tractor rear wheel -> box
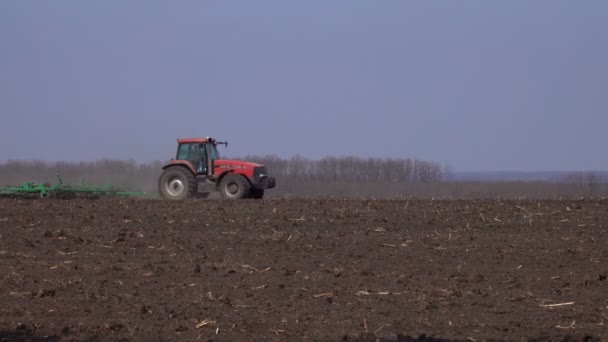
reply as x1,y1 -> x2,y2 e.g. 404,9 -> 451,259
159,167 -> 196,200
249,189 -> 265,199
219,174 -> 250,199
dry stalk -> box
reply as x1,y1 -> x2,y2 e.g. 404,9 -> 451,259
374,324 -> 389,334
555,320 -> 576,329
241,264 -> 271,273
540,302 -> 575,307
195,319 -> 216,329
314,292 -> 333,298
356,290 -> 400,296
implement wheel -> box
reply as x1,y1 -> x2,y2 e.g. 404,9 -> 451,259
159,167 -> 196,200
219,174 -> 250,199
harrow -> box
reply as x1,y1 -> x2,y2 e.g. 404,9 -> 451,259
0,175 -> 145,198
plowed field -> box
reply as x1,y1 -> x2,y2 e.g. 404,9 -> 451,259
0,198 -> 607,341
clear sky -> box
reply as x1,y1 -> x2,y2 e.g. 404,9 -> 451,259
1,1 -> 606,172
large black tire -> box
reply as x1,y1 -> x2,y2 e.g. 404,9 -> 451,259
158,167 -> 196,200
249,189 -> 265,199
219,174 -> 250,199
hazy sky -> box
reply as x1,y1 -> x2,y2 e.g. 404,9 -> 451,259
1,1 -> 606,171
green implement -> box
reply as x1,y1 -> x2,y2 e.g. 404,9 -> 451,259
0,175 -> 145,198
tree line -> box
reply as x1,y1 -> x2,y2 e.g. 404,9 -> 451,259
1,157 -> 606,199
0,155 -> 444,188
239,155 -> 445,183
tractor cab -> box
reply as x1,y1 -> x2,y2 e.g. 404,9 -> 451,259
175,138 -> 223,176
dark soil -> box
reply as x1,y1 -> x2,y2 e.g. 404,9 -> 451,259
0,198 -> 606,341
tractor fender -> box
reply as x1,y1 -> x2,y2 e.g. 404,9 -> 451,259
162,160 -> 196,175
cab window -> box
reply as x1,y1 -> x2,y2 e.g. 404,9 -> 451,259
177,143 -> 191,160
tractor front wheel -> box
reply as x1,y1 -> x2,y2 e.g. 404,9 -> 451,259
159,167 -> 196,200
219,174 -> 250,199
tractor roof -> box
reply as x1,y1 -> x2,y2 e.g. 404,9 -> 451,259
177,137 -> 214,144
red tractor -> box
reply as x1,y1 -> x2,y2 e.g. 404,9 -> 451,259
158,137 -> 276,200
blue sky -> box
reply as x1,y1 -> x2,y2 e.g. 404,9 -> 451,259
1,1 -> 606,171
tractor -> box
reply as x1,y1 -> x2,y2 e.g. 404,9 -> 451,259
158,137 -> 276,200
